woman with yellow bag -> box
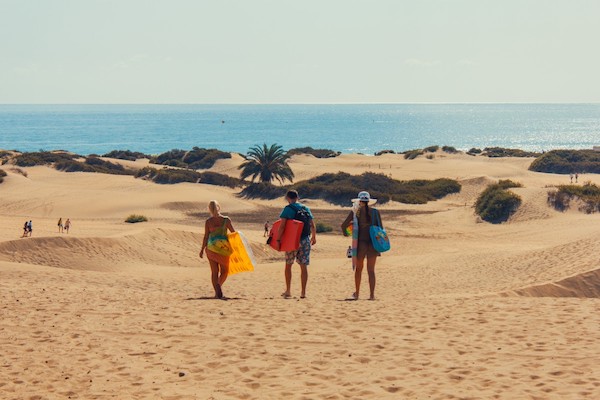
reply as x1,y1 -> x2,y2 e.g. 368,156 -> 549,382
200,200 -> 236,299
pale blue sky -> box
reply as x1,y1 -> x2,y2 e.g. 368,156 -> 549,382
1,0 -> 598,103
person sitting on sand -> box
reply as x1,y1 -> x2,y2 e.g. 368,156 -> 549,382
199,200 -> 235,299
58,218 -> 64,233
276,190 -> 316,299
64,218 -> 71,234
341,191 -> 383,300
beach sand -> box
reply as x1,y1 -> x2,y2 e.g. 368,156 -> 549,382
2,152 -> 600,399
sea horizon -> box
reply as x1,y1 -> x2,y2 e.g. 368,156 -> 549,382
2,103 -> 599,155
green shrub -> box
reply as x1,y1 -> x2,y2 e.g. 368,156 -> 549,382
136,167 -> 201,184
315,222 -> 333,233
135,167 -> 240,187
150,147 -> 231,169
295,172 -> 461,206
497,179 -> 523,189
529,150 -> 600,174
103,150 -> 151,161
125,214 -> 148,223
14,151 -> 77,167
423,145 -> 439,153
403,149 -> 424,160
239,182 -> 286,199
239,172 -> 461,205
374,149 -> 396,156
54,157 -> 135,175
288,147 -> 341,158
467,148 -> 482,156
482,147 -> 541,158
55,160 -> 97,173
0,169 -> 6,183
547,183 -> 600,213
442,146 -> 459,154
197,171 -> 243,188
475,181 -> 522,223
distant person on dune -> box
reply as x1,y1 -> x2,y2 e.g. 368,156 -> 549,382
341,191 -> 384,301
264,221 -> 270,237
27,220 -> 32,237
21,221 -> 28,238
64,218 -> 71,233
58,218 -> 64,233
200,200 -> 235,299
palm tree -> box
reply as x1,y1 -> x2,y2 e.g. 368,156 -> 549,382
239,143 -> 294,184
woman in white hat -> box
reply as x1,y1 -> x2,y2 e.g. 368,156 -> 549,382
341,191 -> 382,300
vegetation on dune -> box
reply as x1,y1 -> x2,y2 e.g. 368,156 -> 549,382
547,182 -> 600,213
9,167 -> 27,177
135,167 -> 241,187
475,180 -> 523,224
467,148 -> 482,156
125,214 -> 148,223
529,149 -> 600,174
14,151 -> 78,167
402,145 -> 461,160
239,143 -> 294,184
287,147 -> 341,158
102,150 -> 151,161
374,149 -> 396,156
315,221 -> 333,233
482,147 -> 541,158
442,145 -> 459,154
0,169 -> 6,184
55,157 -> 135,175
0,151 -> 12,165
403,149 -> 424,160
241,171 -> 461,206
150,147 -> 231,170
239,182 -> 286,199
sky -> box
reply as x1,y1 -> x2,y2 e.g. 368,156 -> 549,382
1,0 -> 599,104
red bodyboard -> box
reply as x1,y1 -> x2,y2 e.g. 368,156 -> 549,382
269,219 -> 303,252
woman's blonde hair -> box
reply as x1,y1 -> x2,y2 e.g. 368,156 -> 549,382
208,200 -> 221,217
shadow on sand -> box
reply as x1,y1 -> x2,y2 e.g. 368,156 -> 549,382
185,296 -> 243,301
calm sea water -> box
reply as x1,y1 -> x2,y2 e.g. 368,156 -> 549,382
0,104 -> 599,155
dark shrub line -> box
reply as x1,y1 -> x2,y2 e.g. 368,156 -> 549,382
288,147 -> 341,158
135,167 -> 242,188
240,172 -> 461,206
150,147 -> 231,169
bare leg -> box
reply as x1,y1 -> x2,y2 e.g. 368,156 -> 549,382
354,256 -> 365,299
366,255 -> 377,300
283,263 -> 292,297
300,264 -> 308,298
218,264 -> 229,286
209,260 -> 222,298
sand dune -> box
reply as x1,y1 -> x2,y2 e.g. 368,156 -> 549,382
3,152 -> 600,399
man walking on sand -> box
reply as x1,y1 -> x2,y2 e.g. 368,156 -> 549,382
276,190 -> 316,299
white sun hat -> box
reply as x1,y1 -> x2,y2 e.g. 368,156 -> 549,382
352,191 -> 377,205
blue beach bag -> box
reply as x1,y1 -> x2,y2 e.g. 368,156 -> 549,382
369,209 -> 390,253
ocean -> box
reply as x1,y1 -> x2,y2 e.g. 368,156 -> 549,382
1,104 -> 599,155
